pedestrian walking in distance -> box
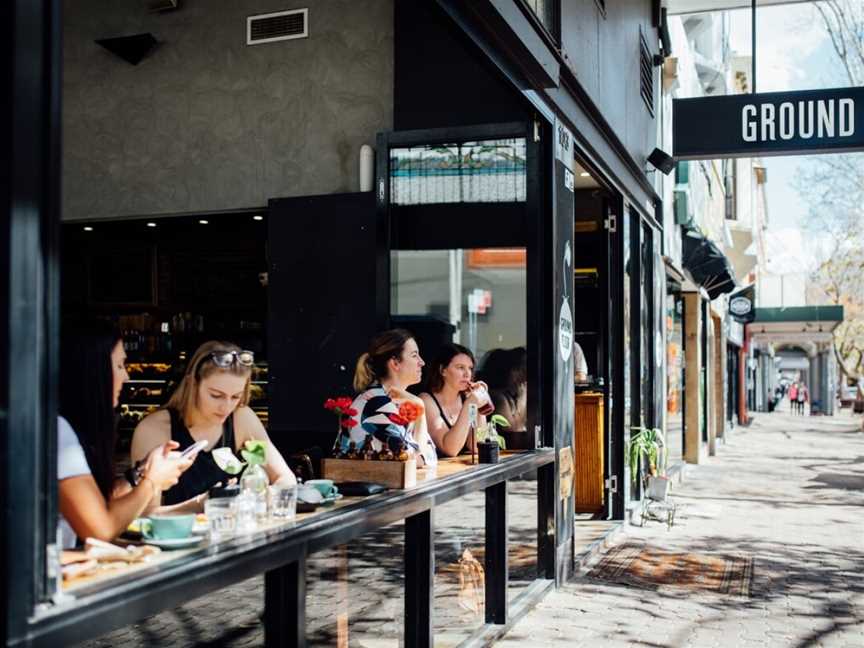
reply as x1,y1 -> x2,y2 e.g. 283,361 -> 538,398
789,382 -> 799,414
797,383 -> 808,415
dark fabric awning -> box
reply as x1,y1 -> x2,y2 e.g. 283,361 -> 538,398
681,227 -> 736,300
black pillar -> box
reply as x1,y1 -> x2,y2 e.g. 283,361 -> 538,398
3,0 -> 63,644
264,558 -> 307,648
485,481 -> 509,624
404,509 -> 434,648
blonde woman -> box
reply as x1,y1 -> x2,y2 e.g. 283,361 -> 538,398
336,329 -> 436,467
132,341 -> 295,508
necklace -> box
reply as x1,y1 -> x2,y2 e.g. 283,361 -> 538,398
436,394 -> 462,425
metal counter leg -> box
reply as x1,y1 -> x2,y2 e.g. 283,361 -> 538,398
485,481 -> 508,624
265,557 -> 307,648
405,509 -> 434,648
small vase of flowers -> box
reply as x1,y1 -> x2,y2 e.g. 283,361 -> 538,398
325,397 -> 359,453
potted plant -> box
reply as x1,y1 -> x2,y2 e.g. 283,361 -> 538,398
476,414 -> 509,464
626,426 -> 670,501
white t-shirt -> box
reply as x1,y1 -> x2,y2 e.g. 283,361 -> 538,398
57,416 -> 92,548
573,342 -> 589,377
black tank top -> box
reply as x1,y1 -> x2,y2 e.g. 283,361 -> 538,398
161,409 -> 238,505
429,393 -> 456,429
429,393 -> 468,456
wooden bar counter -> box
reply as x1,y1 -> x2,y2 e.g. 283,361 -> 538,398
573,391 -> 604,514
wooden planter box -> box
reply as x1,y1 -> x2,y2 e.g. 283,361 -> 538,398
322,458 -> 417,489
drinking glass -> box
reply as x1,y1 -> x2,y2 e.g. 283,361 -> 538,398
235,491 -> 257,534
269,484 -> 298,521
205,497 -> 236,541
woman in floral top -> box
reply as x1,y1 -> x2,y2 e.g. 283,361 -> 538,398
336,329 -> 437,467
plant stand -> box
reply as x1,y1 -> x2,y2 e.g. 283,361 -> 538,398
640,497 -> 677,531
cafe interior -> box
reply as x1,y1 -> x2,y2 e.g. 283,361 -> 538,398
2,2 -> 646,646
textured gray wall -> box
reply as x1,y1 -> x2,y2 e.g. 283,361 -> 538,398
561,0 -> 657,167
63,0 -> 393,221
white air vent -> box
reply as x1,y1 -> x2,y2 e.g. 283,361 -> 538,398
247,9 -> 308,46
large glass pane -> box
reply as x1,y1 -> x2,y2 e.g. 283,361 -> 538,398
307,526 -> 405,647
391,249 -> 527,367
622,212 -> 632,501
640,224 -> 652,428
666,291 -> 684,464
433,493 -> 486,646
390,139 -> 527,205
508,472 -> 538,604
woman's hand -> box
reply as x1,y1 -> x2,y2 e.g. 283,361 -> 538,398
386,386 -> 425,409
141,441 -> 194,492
464,389 -> 482,405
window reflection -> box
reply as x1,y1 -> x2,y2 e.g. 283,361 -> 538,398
390,139 -> 527,205
391,249 -> 526,360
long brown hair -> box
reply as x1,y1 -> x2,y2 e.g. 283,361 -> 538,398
353,329 -> 415,392
425,343 -> 475,394
166,341 -> 252,417
60,318 -> 124,501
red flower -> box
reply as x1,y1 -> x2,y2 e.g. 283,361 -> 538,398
342,418 -> 358,429
324,396 -> 354,415
344,408 -> 358,417
388,413 -> 408,426
398,401 -> 422,423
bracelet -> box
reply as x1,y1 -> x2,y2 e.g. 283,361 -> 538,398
139,476 -> 158,498
124,460 -> 145,488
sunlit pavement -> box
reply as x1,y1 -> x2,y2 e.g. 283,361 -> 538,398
494,410 -> 864,648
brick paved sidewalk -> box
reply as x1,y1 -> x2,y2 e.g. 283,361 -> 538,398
495,411 -> 864,648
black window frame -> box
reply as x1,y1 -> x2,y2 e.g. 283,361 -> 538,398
515,0 -> 561,44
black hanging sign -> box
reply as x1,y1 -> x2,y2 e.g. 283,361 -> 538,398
729,284 -> 756,324
673,86 -> 864,160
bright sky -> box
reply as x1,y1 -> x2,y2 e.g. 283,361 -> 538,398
728,2 -> 851,273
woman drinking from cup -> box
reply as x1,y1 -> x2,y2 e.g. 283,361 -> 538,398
336,329 -> 437,467
132,341 -> 295,508
58,319 -> 195,548
420,344 -> 491,457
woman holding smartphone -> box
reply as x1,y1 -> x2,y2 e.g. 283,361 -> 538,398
132,340 -> 295,508
58,319 -> 195,548
420,343 -> 491,457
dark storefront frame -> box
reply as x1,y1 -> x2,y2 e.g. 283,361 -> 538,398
3,0 -> 63,638
4,0 -> 667,642
375,121 -> 558,583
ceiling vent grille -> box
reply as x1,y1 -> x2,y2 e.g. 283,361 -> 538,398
247,9 -> 308,46
639,28 -> 655,117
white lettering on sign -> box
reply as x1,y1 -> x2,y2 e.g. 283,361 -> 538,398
779,103 -> 794,140
800,101 -> 814,138
742,104 -> 757,142
761,103 -> 776,141
741,98 -> 855,144
840,98 -> 855,136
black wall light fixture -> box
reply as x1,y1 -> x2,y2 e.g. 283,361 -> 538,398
647,147 -> 675,175
95,33 -> 158,65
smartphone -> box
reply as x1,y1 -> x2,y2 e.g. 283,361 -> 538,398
180,439 -> 208,458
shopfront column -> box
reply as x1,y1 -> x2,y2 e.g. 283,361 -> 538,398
808,352 -> 820,414
712,313 -> 724,451
683,292 -> 702,463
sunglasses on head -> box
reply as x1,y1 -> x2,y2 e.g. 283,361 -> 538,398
208,349 -> 255,368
